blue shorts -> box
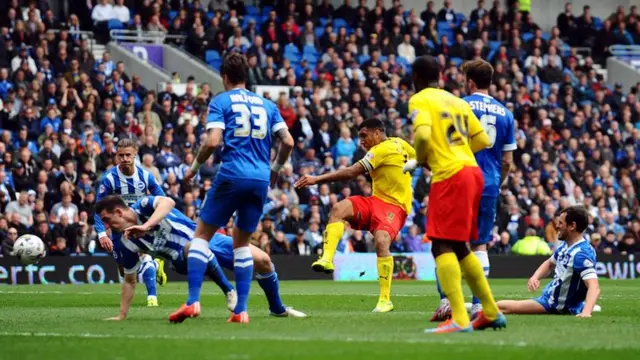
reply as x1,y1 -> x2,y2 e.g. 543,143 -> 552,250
471,195 -> 498,246
533,294 -> 585,315
200,176 -> 268,233
171,233 -> 234,274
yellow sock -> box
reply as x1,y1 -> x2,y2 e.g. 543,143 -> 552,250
460,253 -> 499,320
321,222 -> 345,262
377,256 -> 393,302
435,253 -> 469,327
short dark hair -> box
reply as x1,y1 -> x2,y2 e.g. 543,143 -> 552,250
117,138 -> 138,151
412,55 -> 441,85
358,118 -> 386,133
461,59 -> 494,89
221,52 -> 249,86
561,205 -> 589,233
95,195 -> 128,215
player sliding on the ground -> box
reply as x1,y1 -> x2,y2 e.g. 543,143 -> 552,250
96,195 -> 306,321
497,206 -> 601,317
177,52 -> 294,324
94,139 -> 171,307
429,59 -> 516,321
295,119 -> 416,313
409,55 -> 506,333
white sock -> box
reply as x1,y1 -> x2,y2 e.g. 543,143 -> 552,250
474,250 -> 490,277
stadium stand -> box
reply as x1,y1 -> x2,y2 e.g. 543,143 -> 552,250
0,0 -> 639,258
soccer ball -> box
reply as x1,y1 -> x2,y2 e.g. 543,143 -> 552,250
13,234 -> 46,265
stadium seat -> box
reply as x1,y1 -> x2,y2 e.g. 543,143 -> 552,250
285,234 -> 296,243
205,50 -> 221,63
169,10 -> 177,21
541,32 -> 551,41
333,18 -> 348,30
593,17 -> 603,30
379,55 -> 388,63
208,60 -> 222,71
455,13 -> 467,23
285,44 -> 301,55
207,12 -> 214,20
246,6 -> 260,16
450,57 -> 463,66
303,45 -> 318,56
426,40 -> 435,49
319,18 -> 330,27
489,41 -> 501,50
521,32 -> 534,42
107,19 -> 124,30
397,56 -> 409,67
315,27 -> 325,38
358,54 -> 370,64
261,6 -> 273,15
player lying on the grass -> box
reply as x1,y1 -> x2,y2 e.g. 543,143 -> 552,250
94,139 -> 168,307
295,119 -> 416,313
497,205 -> 601,318
429,59 -> 516,321
96,194 -> 306,321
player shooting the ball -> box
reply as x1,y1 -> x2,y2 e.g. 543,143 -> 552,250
497,205 -> 601,317
295,118 -> 416,313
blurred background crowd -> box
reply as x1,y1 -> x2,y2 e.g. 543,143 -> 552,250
0,0 -> 639,258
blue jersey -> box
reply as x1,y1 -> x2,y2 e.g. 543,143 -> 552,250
207,88 -> 286,182
94,165 -> 165,238
464,93 -> 516,197
539,238 -> 597,313
120,196 -> 195,274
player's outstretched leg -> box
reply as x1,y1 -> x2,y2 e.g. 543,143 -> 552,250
312,199 -> 353,274
228,227 -> 253,324
206,252 -> 237,312
458,247 -> 505,331
372,230 -> 394,313
425,240 -> 473,334
253,246 -> 306,318
139,254 -> 158,307
430,273 -> 451,321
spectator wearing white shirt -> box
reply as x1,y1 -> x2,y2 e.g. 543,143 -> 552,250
4,191 -> 33,227
543,46 -> 563,69
50,194 -> 80,225
91,0 -> 115,23
112,0 -> 131,24
11,45 -> 38,75
397,34 -> 416,64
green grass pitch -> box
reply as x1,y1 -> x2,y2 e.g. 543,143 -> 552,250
0,279 -> 639,359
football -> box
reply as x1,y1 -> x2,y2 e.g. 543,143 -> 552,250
13,234 -> 46,265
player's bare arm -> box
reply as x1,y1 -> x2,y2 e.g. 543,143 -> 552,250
294,162 -> 366,188
105,272 -> 137,321
528,258 -> 554,292
185,128 -> 223,182
124,197 -> 176,239
271,127 -> 294,188
500,151 -> 514,186
577,278 -> 600,318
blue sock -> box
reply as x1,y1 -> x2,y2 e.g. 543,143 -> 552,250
207,253 -> 234,294
233,246 -> 253,314
256,265 -> 285,314
472,250 -> 490,306
140,256 -> 157,297
435,270 -> 446,300
186,238 -> 209,305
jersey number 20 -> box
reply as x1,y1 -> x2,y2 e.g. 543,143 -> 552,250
232,104 -> 267,139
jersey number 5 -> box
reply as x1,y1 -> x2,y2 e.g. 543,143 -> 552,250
232,104 -> 267,139
479,114 -> 497,148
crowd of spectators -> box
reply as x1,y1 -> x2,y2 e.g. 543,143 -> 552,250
0,0 -> 639,258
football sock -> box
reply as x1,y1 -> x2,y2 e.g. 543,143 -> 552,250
435,253 -> 469,327
321,222 -> 345,262
206,252 -> 234,294
186,237 -> 209,305
435,272 -> 447,300
256,265 -> 286,314
377,256 -> 393,302
471,250 -> 490,306
460,252 -> 499,320
233,246 -> 253,314
140,255 -> 157,297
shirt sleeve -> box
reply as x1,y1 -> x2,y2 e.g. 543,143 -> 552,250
398,138 -> 417,160
573,251 -> 597,280
147,172 -> 166,196
270,101 -> 287,133
94,176 -> 113,238
550,247 -> 559,264
503,110 -> 517,151
409,95 -> 432,130
206,96 -> 225,130
358,145 -> 385,173
137,196 -> 158,216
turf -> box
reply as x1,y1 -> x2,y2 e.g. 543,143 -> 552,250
0,279 -> 639,360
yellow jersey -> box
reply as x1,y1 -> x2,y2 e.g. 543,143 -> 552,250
409,88 -> 484,183
358,137 -> 416,214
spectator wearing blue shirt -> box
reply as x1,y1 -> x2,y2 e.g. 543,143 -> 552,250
155,141 -> 183,181
0,68 -> 13,100
334,127 -> 357,163
39,106 -> 62,133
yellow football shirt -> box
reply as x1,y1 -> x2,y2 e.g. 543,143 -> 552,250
358,137 -> 416,214
409,88 -> 484,183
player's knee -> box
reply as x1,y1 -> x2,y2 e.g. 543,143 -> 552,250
253,251 -> 272,274
374,231 -> 392,256
328,200 -> 350,223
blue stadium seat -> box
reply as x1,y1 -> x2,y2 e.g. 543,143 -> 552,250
450,57 -> 463,66
379,55 -> 388,62
541,83 -> 550,97
242,15 -> 259,28
437,21 -> 450,32
487,48 -> 498,62
107,19 -> 124,30
169,11 -> 177,21
489,40 -> 501,50
285,234 -> 296,243
207,12 -> 214,20
303,45 -> 318,56
593,17 -> 603,30
319,18 -> 330,27
333,18 -> 348,30
315,27 -> 325,38
541,32 -> 551,41
285,44 -> 301,55
358,54 -> 370,64
208,60 -> 222,71
521,32 -> 534,42
397,56 -> 409,67
455,13 -> 467,23
303,53 -> 318,63
246,6 -> 259,16
205,50 -> 221,63
298,204 -> 309,214
262,6 -> 273,15
426,40 -> 435,49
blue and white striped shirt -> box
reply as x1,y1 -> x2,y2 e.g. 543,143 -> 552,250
94,165 -> 165,238
541,238 -> 597,313
121,196 -> 196,274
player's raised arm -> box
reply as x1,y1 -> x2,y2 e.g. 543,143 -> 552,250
295,162 -> 366,188
124,196 -> 176,238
